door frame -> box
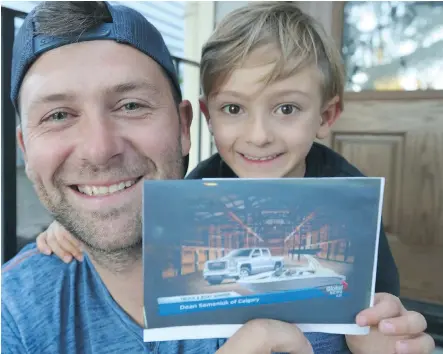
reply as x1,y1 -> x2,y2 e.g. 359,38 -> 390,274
331,1 -> 443,345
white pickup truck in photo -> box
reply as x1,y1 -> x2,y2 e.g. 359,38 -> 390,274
203,248 -> 284,285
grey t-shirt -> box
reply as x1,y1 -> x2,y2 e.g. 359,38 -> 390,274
2,243 -> 349,353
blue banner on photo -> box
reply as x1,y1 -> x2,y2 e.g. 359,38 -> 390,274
158,288 -> 336,316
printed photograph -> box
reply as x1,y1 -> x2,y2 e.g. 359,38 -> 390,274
143,178 -> 383,329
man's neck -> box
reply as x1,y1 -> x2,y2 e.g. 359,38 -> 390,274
88,252 -> 145,327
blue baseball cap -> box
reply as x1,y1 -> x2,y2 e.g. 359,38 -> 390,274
11,1 -> 188,173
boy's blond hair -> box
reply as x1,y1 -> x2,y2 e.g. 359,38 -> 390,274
200,2 -> 345,111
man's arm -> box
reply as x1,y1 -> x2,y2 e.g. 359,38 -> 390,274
2,301 -> 27,354
375,224 -> 400,296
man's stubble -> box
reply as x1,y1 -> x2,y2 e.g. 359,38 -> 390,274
33,140 -> 185,273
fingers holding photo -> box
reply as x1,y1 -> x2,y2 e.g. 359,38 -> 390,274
356,293 -> 406,327
394,332 -> 435,354
352,293 -> 435,354
379,310 -> 427,337
216,319 -> 313,354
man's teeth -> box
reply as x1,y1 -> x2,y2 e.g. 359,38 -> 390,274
77,180 -> 137,196
243,154 -> 279,161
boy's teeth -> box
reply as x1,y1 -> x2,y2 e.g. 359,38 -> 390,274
77,179 -> 137,196
243,154 -> 278,161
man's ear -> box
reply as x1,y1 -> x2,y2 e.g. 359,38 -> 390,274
17,124 -> 33,179
316,95 -> 342,140
178,100 -> 193,156
199,96 -> 212,134
16,125 -> 27,163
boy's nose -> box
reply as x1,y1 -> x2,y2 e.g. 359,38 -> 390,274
245,118 -> 274,147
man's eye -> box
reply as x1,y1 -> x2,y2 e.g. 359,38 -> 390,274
49,111 -> 69,121
123,102 -> 141,111
276,104 -> 298,115
222,104 -> 242,115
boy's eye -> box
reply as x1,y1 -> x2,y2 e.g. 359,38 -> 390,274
222,104 -> 242,115
276,104 -> 298,115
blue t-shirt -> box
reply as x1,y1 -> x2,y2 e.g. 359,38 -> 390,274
2,243 -> 350,353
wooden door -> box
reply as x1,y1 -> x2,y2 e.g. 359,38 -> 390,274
324,99 -> 443,305
319,1 -> 443,306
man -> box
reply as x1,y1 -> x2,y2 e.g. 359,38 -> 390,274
2,2 -> 313,353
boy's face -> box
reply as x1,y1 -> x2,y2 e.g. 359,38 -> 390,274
203,48 -> 340,178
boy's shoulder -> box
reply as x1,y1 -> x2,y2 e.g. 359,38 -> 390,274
306,142 -> 364,178
186,153 -> 225,179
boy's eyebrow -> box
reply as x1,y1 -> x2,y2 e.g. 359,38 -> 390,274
267,89 -> 311,99
215,89 -> 311,100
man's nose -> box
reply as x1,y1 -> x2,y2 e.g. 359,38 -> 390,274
245,116 -> 274,147
78,114 -> 124,166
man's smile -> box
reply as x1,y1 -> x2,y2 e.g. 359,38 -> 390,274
72,177 -> 143,197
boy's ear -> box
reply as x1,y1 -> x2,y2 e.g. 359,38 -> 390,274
199,96 -> 212,134
316,95 -> 342,140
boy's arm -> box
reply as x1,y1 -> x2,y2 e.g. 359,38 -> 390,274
2,301 -> 27,354
36,220 -> 83,262
375,222 -> 400,296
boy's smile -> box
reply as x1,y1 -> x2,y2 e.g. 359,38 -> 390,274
238,152 -> 284,163
205,47 -> 340,179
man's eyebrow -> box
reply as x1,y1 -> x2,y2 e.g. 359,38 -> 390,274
30,93 -> 77,107
107,81 -> 161,96
28,81 -> 161,109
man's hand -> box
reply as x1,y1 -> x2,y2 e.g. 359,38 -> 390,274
346,293 -> 435,354
216,319 -> 313,354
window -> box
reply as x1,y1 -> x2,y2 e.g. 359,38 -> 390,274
251,249 -> 261,257
342,1 -> 443,92
227,249 -> 249,257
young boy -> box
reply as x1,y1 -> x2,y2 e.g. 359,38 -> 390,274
35,2 -> 433,353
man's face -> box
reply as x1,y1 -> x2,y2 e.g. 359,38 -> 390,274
17,41 -> 192,254
205,47 -> 340,178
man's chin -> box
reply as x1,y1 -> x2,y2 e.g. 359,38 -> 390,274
84,239 -> 143,272
55,209 -> 142,253
81,236 -> 142,255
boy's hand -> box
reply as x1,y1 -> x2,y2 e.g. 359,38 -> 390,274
36,220 -> 84,263
216,319 -> 313,354
346,293 -> 435,354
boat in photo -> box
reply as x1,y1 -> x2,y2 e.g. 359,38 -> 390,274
236,255 -> 347,293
